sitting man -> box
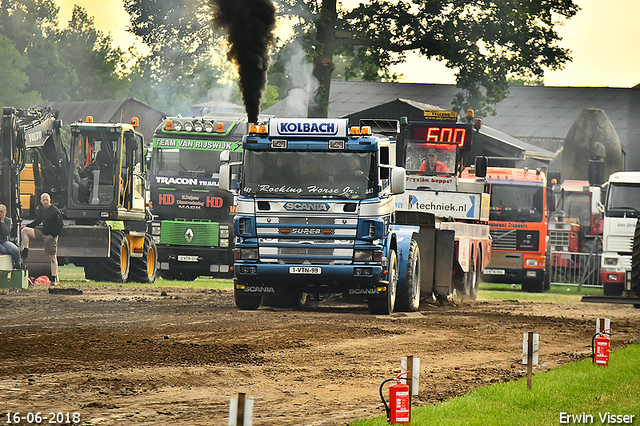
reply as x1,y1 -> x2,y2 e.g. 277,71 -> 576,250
419,149 -> 451,173
0,204 -> 23,270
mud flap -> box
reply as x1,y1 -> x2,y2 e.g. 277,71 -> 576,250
434,229 -> 455,298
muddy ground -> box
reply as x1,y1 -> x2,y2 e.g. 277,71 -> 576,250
1,285 -> 639,426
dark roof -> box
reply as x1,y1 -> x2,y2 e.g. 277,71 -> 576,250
34,97 -> 167,144
342,97 -> 555,164
263,80 -> 640,168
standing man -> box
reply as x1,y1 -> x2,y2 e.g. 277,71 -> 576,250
21,193 -> 64,285
0,204 -> 23,270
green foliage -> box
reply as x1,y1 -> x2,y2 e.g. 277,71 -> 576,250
124,0 -> 241,115
272,0 -> 579,117
0,33 -> 41,106
0,0 -> 131,103
352,344 -> 640,426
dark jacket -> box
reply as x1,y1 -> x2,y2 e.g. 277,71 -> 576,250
0,216 -> 11,243
27,204 -> 64,237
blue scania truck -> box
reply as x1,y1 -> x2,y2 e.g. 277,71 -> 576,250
220,117 -> 463,314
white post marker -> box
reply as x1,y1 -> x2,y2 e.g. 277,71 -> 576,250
401,356 -> 420,396
228,393 -> 254,426
522,333 -> 539,365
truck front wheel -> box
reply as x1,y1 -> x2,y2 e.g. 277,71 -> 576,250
235,292 -> 262,310
368,250 -> 398,315
396,240 -> 420,311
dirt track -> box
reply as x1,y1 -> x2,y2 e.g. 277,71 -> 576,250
1,285 -> 639,426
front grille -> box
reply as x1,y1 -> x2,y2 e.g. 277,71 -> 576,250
549,230 -> 570,247
160,220 -> 219,246
278,217 -> 335,225
490,229 -> 539,251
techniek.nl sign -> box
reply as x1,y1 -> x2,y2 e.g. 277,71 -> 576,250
395,191 -> 479,220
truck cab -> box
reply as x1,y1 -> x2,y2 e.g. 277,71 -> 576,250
220,118 -> 407,314
600,172 -> 640,296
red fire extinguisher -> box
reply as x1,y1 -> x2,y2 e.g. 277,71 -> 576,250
593,332 -> 610,366
380,372 -> 411,424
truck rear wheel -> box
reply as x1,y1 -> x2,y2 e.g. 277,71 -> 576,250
368,250 -> 398,315
396,240 -> 420,311
453,248 -> 479,301
129,235 -> 158,283
85,230 -> 130,282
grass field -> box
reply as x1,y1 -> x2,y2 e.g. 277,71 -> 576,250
352,344 -> 640,426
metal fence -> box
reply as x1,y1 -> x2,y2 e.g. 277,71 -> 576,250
550,251 -> 602,288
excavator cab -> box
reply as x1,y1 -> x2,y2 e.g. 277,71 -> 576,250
67,118 -> 146,224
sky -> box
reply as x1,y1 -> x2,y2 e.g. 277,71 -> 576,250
54,0 -> 640,88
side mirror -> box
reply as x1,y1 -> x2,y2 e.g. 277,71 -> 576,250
390,166 -> 406,195
219,163 -> 232,193
220,150 -> 230,163
547,188 -> 556,213
474,156 -> 487,178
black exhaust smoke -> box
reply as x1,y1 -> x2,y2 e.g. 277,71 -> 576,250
212,0 -> 276,123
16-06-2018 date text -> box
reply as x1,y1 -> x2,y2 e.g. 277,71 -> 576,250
5,412 -> 81,424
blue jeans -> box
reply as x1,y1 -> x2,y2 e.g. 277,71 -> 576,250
0,240 -> 21,269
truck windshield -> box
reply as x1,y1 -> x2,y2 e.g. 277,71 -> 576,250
490,183 -> 544,222
150,147 -> 222,178
556,192 -> 592,226
241,150 -> 377,199
404,141 -> 456,175
606,183 -> 640,217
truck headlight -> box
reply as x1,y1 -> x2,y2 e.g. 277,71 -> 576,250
220,238 -> 229,247
152,225 -> 161,235
220,228 -> 230,238
604,257 -> 618,266
353,250 -> 383,262
525,259 -> 538,267
240,248 -> 258,260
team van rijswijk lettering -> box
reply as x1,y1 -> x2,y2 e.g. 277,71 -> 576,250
560,412 -> 635,424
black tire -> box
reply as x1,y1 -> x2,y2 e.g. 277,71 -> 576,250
522,274 -> 544,293
632,219 -> 640,297
453,248 -> 479,301
368,250 -> 398,315
468,250 -> 480,301
235,292 -> 262,310
396,239 -> 421,311
87,230 -> 130,282
128,235 -> 159,283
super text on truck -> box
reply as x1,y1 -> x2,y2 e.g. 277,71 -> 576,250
149,116 -> 244,280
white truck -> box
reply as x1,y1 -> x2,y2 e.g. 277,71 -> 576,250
599,172 -> 640,296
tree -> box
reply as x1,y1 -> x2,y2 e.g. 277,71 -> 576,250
124,0 -> 240,115
0,34 -> 40,106
0,0 -> 130,102
273,0 -> 579,117
57,6 -> 130,101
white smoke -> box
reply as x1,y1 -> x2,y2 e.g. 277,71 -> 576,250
280,41 -> 317,118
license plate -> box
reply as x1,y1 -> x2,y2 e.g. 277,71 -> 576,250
483,269 -> 505,275
289,266 -> 321,275
178,255 -> 199,262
